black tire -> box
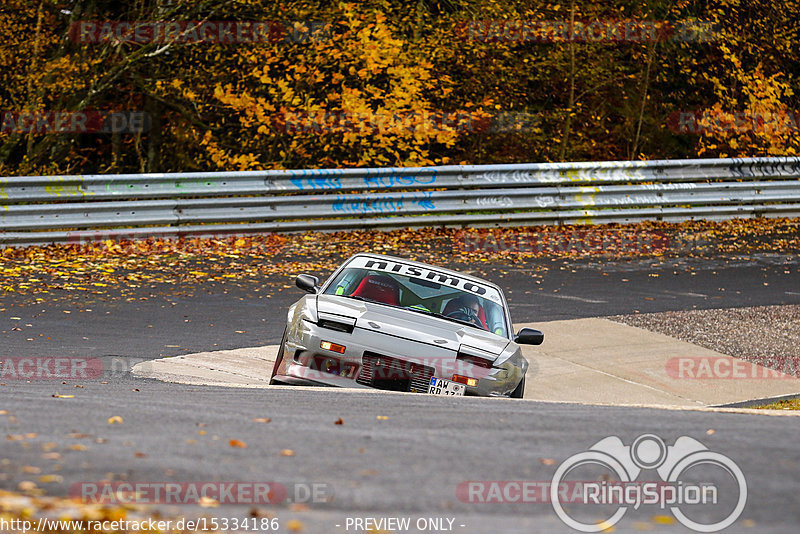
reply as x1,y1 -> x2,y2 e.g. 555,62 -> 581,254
269,328 -> 288,385
510,375 -> 525,399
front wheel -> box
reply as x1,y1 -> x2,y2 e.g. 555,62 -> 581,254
510,375 -> 525,399
269,328 -> 288,385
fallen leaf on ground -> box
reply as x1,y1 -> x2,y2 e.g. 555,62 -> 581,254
652,515 -> 676,525
198,496 -> 219,508
286,519 -> 304,532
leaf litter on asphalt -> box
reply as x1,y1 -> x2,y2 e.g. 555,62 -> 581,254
0,220 -> 796,303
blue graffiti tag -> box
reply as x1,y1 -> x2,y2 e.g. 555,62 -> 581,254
289,176 -> 342,190
332,192 -> 435,214
413,191 -> 435,210
363,169 -> 437,188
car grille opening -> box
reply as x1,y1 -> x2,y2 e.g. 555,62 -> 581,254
356,352 -> 435,393
318,318 -> 355,333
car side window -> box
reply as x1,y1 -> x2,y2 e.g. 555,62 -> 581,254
331,269 -> 366,295
483,301 -> 507,338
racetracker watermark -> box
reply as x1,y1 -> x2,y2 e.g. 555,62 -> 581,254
71,481 -> 333,505
455,229 -> 670,256
550,434 -> 747,532
666,356 -> 800,379
667,110 -> 800,135
290,353 -> 496,385
70,21 -> 330,44
0,356 -> 145,380
455,19 -> 714,43
274,110 -> 540,135
0,111 -> 150,134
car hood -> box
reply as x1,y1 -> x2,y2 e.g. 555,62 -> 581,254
316,294 -> 510,356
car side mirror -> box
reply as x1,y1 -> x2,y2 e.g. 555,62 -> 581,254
514,327 -> 544,345
296,274 -> 319,294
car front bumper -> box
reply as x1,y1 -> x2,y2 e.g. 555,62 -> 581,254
273,319 -> 525,397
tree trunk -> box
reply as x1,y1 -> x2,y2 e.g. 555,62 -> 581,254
630,41 -> 657,160
558,0 -> 576,161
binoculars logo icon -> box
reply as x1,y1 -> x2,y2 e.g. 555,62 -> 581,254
550,434 -> 747,532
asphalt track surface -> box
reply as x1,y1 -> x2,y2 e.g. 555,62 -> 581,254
2,252 -> 800,533
2,253 -> 799,360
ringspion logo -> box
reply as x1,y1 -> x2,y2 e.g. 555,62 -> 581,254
551,434 -> 747,532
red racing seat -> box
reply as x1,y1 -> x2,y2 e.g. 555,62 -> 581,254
350,275 -> 400,306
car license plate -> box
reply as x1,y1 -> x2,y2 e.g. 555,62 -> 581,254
428,377 -> 465,396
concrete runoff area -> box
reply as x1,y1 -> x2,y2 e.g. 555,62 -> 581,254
517,318 -> 800,407
133,318 -> 800,408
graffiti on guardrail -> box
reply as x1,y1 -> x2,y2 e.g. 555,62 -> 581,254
363,171 -> 438,188
475,196 -> 514,208
44,176 -> 91,197
331,192 -> 435,214
2,157 -> 800,247
286,171 -> 439,191
574,194 -> 666,206
474,170 -> 535,184
534,196 -> 557,208
289,176 -> 343,190
639,183 -> 697,191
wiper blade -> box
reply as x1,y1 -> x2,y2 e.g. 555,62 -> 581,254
404,307 -> 481,330
341,296 -> 481,330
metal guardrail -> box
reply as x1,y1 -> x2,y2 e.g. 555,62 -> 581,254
1,157 -> 799,246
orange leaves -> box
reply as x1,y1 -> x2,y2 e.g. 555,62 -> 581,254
286,519 -> 304,531
7,433 -> 37,441
0,233 -> 291,298
197,4 -> 460,170
2,218 -> 799,304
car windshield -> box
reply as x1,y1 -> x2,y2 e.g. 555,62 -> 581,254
323,257 -> 509,337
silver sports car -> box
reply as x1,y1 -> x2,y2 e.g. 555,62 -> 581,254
270,253 -> 543,398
